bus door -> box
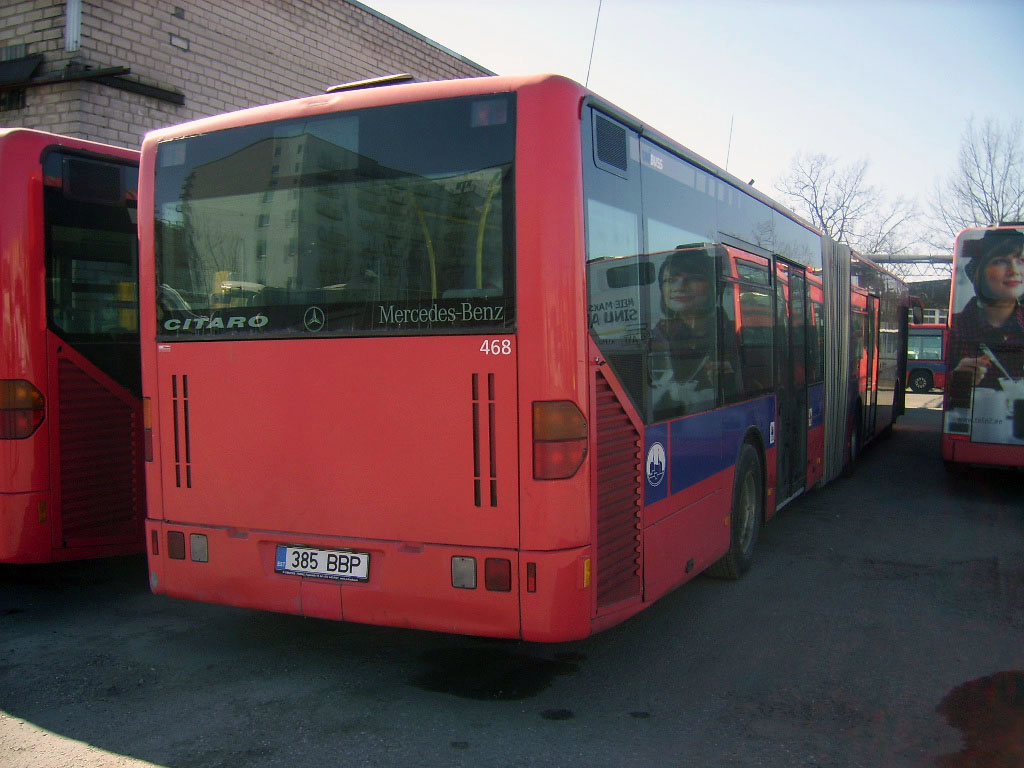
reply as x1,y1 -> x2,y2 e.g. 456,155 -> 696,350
864,295 -> 879,437
774,261 -> 808,503
850,291 -> 879,443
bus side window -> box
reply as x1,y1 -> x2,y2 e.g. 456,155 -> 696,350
922,335 -> 942,360
720,279 -> 745,405
735,282 -> 773,399
647,247 -> 721,421
807,297 -> 825,384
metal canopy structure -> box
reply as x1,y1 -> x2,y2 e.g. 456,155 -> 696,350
868,253 -> 953,281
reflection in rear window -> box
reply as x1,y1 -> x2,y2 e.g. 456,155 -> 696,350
154,95 -> 516,339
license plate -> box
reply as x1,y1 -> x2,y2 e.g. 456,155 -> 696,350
275,545 -> 370,582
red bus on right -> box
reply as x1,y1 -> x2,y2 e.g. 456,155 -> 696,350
942,224 -> 1024,469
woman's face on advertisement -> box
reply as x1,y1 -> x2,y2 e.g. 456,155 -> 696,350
662,269 -> 709,315
982,248 -> 1024,302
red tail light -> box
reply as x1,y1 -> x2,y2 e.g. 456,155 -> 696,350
532,401 -> 587,479
526,562 -> 537,593
484,558 -> 512,592
143,397 -> 154,461
0,380 -> 45,439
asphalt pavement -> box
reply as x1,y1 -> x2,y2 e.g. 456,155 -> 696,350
1,394 -> 1021,768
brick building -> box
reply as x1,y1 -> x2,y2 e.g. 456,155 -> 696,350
0,0 -> 491,149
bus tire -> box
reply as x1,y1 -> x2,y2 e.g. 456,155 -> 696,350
909,370 -> 933,393
707,443 -> 763,580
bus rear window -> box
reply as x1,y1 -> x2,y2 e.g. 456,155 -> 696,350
44,152 -> 140,394
153,95 -> 515,339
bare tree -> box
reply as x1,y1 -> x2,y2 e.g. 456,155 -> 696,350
929,117 -> 1024,247
774,152 -> 918,256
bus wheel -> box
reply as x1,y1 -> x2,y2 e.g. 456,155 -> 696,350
909,370 -> 933,393
707,443 -> 763,580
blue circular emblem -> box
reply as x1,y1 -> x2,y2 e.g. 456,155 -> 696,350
646,442 -> 666,487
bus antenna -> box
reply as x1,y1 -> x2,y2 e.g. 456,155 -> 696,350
585,0 -> 603,88
725,115 -> 734,171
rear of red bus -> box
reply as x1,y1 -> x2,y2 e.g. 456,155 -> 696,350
942,225 -> 1024,468
140,76 -> 606,640
1,128 -> 143,563
907,323 -> 947,393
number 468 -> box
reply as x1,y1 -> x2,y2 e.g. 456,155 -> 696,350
480,339 -> 512,355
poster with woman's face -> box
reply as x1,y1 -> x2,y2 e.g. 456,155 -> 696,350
946,227 -> 1024,443
953,228 -> 1024,313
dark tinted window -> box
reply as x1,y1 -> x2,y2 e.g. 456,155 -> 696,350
774,211 -> 823,272
584,112 -> 647,413
44,152 -> 140,394
154,95 -> 515,340
717,182 -> 775,254
585,108 -> 815,423
730,255 -> 774,399
807,296 -> 825,384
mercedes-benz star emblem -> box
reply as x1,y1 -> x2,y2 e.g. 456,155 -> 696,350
303,306 -> 326,333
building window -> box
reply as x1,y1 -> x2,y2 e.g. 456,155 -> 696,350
0,89 -> 26,111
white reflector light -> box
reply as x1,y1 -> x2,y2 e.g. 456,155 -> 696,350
190,534 -> 208,563
451,556 -> 476,589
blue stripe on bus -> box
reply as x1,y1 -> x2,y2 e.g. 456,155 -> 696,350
669,410 -> 732,493
809,383 -> 825,429
644,396 -> 776,500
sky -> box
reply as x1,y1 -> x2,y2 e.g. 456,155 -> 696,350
365,0 -> 1024,253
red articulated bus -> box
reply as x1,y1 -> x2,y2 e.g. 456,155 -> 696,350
942,224 -> 1024,469
1,128 -> 143,563
139,74 -> 912,640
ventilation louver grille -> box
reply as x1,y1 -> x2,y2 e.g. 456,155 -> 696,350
57,357 -> 139,543
472,373 -> 498,507
172,374 -> 192,488
594,371 -> 642,609
595,115 -> 628,173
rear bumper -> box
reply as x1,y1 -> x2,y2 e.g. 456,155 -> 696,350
146,520 -> 594,641
0,491 -> 51,563
943,437 -> 1024,468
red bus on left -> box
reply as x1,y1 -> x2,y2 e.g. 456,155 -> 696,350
1,128 -> 144,563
